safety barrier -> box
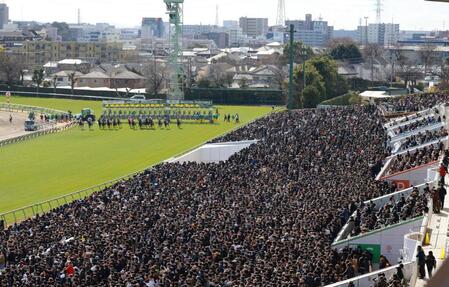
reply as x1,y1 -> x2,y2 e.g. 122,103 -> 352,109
0,108 -> 282,226
0,102 -> 69,116
0,174 -> 135,226
0,122 -> 75,148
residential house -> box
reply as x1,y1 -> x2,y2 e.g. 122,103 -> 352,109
50,71 -> 84,88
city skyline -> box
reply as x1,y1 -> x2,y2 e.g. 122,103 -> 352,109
3,0 -> 449,31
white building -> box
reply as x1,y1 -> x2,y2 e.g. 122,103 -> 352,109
239,17 -> 268,39
285,14 -> 333,47
228,27 -> 245,47
358,23 -> 400,46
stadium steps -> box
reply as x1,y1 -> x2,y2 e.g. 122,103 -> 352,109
414,178 -> 449,287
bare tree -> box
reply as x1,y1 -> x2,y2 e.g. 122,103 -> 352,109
395,51 -> 422,90
52,75 -> 59,94
363,44 -> 384,84
68,72 -> 79,94
431,58 -> 449,91
0,53 -> 26,85
143,60 -> 168,96
270,67 -> 287,90
419,42 -> 437,76
326,37 -> 357,49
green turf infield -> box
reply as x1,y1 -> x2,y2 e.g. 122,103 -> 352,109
0,95 -> 275,215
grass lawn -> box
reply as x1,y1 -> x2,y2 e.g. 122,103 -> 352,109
0,95 -> 275,219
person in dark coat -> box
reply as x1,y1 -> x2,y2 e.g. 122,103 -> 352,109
426,251 -> 437,278
439,184 -> 447,209
417,246 -> 426,279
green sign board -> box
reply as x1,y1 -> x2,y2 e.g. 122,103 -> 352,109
350,244 -> 382,264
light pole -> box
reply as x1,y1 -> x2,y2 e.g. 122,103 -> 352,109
287,24 -> 296,110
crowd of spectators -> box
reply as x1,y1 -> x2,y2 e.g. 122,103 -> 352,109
343,186 -> 428,239
387,108 -> 437,128
392,115 -> 442,135
389,143 -> 444,175
0,106 -> 397,286
400,128 -> 448,150
383,93 -> 449,112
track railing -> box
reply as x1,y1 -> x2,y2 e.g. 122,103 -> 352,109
0,122 -> 75,148
0,108 -> 282,226
0,102 -> 69,116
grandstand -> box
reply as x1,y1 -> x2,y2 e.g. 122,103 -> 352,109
2,93 -> 449,286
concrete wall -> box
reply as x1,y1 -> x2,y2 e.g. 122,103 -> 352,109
324,262 -> 415,287
333,216 -> 425,265
167,140 -> 258,164
334,182 -> 436,243
381,161 -> 439,189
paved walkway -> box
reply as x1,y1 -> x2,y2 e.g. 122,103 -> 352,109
415,182 -> 449,287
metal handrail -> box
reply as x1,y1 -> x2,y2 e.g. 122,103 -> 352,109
0,122 -> 75,148
0,102 -> 69,115
0,108 -> 282,226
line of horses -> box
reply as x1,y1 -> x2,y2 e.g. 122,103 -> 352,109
78,116 -> 182,130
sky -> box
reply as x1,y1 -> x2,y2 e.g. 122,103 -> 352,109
3,0 -> 449,31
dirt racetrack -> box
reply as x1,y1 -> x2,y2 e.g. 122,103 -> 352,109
0,111 -> 33,141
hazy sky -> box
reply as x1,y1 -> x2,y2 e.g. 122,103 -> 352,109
3,0 -> 449,31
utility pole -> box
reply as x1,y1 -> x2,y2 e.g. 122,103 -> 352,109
390,51 -> 395,86
364,16 -> 369,46
287,24 -> 295,110
302,45 -> 307,91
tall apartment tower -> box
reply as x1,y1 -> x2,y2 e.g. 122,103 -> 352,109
0,3 -> 9,30
239,17 -> 268,38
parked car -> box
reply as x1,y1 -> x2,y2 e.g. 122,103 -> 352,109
130,95 -> 146,102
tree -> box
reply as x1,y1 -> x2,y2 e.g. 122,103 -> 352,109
282,42 -> 314,65
363,44 -> 384,84
32,69 -> 45,94
327,37 -> 357,49
395,50 -> 422,89
329,43 -> 362,62
207,64 -> 229,88
68,72 -> 78,94
51,22 -> 72,41
0,53 -> 25,85
431,57 -> 449,91
143,60 -> 168,95
224,73 -> 234,88
270,67 -> 287,90
52,75 -> 59,94
238,77 -> 249,89
197,78 -> 211,88
195,64 -> 230,88
307,55 -> 347,100
419,42 -> 437,75
294,63 -> 326,108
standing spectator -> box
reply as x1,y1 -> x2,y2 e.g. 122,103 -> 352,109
433,188 -> 441,214
417,246 -> 426,279
0,251 -> 5,271
379,255 -> 391,269
426,251 -> 437,278
396,264 -> 405,284
439,184 -> 447,210
439,164 -> 447,185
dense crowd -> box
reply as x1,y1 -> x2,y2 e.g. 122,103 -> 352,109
389,143 -> 444,175
383,93 -> 449,112
345,187 -> 429,238
387,107 -> 438,128
0,106 -> 397,286
392,115 -> 442,135
400,128 -> 448,150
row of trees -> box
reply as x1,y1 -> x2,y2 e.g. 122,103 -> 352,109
293,55 -> 349,108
